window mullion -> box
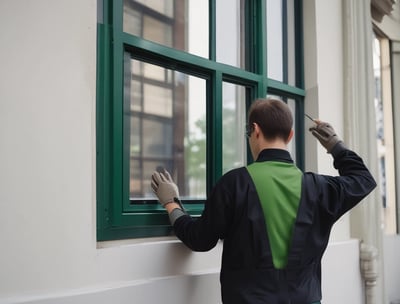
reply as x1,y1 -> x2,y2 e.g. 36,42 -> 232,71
282,0 -> 288,84
254,0 -> 267,97
111,0 -> 125,226
96,22 -> 113,234
208,71 -> 223,193
209,0 -> 216,61
294,0 -> 304,89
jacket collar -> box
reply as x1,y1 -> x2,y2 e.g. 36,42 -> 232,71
255,149 -> 293,163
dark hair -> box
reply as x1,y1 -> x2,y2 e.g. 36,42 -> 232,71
248,98 -> 293,141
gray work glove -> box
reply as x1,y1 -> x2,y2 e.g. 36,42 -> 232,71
151,169 -> 179,207
309,121 -> 342,153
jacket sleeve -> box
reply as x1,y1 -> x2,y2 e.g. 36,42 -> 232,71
173,175 -> 233,252
318,143 -> 377,221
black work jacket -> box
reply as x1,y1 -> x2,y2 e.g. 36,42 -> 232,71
173,145 -> 376,304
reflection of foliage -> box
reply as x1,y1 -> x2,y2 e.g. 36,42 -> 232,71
185,108 -> 243,196
185,117 -> 206,196
222,108 -> 242,173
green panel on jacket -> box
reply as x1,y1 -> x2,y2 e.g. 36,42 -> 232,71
247,161 -> 302,269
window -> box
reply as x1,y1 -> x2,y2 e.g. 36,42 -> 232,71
267,0 -> 297,85
97,0 -> 305,240
125,57 -> 207,201
222,82 -> 248,173
372,31 -> 397,234
215,0 -> 247,69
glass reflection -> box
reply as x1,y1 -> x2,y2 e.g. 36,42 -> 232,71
124,56 -> 207,200
123,0 -> 209,58
266,0 -> 296,85
216,0 -> 247,69
222,82 -> 247,173
266,95 -> 297,161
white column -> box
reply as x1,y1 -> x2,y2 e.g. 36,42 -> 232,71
342,0 -> 385,303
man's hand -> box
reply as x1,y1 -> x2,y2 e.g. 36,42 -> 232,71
309,121 -> 342,153
151,169 -> 179,207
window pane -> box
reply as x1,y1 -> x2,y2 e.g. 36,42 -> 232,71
142,119 -> 173,157
286,98 -> 297,161
373,34 -> 397,233
216,0 -> 247,69
267,0 -> 283,80
266,0 -> 296,85
134,0 -> 174,17
143,15 -> 173,46
123,0 -> 209,58
123,6 -> 141,36
266,95 -> 297,161
222,82 -> 247,173
125,56 -> 207,200
286,0 -> 296,86
143,84 -> 173,117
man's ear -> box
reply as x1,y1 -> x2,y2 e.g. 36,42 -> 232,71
254,123 -> 261,137
286,129 -> 294,143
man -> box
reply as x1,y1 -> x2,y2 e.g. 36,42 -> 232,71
151,98 -> 376,304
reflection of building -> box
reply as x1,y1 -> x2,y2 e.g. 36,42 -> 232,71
1,0 -> 400,303
124,1 -> 188,198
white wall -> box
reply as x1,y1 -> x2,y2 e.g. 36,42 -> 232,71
0,0 -> 222,302
322,240 -> 364,304
0,240 -> 362,304
0,0 -> 96,295
383,235 -> 400,303
0,0 -> 367,303
303,0 -> 351,242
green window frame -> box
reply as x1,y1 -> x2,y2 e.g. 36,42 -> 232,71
97,0 -> 305,241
